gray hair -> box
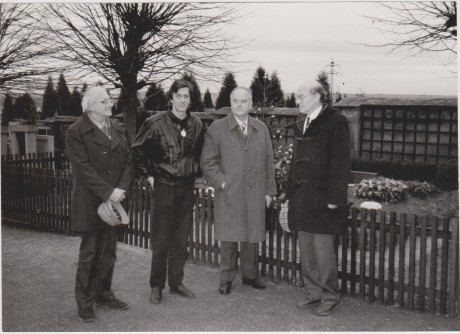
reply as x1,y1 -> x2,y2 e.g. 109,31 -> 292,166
81,86 -> 109,113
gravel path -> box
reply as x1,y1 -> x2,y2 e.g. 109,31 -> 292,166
2,225 -> 459,331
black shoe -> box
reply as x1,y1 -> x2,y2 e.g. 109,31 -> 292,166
96,297 -> 129,310
218,281 -> 232,295
150,287 -> 162,304
78,307 -> 95,322
242,278 -> 266,290
296,298 -> 321,309
314,303 -> 337,316
169,284 -> 196,299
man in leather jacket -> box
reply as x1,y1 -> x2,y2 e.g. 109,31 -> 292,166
131,79 -> 204,304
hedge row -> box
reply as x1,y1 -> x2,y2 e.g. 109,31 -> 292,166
351,159 -> 458,191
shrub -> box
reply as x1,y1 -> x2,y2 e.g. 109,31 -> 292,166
354,177 -> 407,203
404,180 -> 440,199
273,142 -> 293,195
434,161 -> 459,191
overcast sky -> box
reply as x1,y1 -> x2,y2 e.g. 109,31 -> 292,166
203,2 -> 457,96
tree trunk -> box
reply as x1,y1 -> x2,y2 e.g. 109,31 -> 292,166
120,76 -> 139,142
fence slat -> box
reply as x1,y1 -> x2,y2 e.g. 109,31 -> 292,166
359,210 -> 367,299
448,218 -> 459,318
398,213 -> 407,307
368,210 -> 377,302
378,210 -> 386,304
418,215 -> 428,311
388,212 -> 396,305
428,216 -> 438,313
350,208 -> 358,296
440,218 -> 450,315
408,214 -> 417,310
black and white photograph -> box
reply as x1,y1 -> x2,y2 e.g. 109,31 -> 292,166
0,1 -> 458,331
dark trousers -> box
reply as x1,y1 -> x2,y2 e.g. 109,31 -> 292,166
75,228 -> 117,309
298,231 -> 339,305
150,181 -> 195,289
219,241 -> 258,282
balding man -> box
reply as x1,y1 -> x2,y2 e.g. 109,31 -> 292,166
66,86 -> 134,322
200,87 -> 276,295
287,81 -> 350,316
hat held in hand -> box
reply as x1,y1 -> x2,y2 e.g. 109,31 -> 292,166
97,200 -> 129,226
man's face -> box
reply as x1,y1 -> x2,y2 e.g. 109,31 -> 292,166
91,90 -> 113,117
230,88 -> 252,118
170,87 -> 191,114
296,87 -> 320,115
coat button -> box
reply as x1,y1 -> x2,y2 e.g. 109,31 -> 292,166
248,167 -> 251,171
244,147 -> 248,151
108,170 -> 111,175
247,187 -> 250,190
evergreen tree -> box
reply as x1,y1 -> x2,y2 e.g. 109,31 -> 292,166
14,92 -> 37,124
250,66 -> 285,108
41,76 -> 59,119
249,66 -> 268,108
181,72 -> 204,112
316,71 -> 332,105
68,86 -> 83,116
56,73 -> 71,115
203,89 -> 213,109
144,83 -> 168,111
215,72 -> 237,110
286,92 -> 297,108
266,71 -> 285,107
2,93 -> 15,125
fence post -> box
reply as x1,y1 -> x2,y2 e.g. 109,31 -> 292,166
448,218 -> 459,318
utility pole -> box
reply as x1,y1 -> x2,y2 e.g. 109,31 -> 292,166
325,59 -> 341,103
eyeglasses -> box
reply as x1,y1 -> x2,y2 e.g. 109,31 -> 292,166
232,99 -> 248,104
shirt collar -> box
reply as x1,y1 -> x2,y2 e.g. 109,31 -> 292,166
307,105 -> 323,121
86,112 -> 109,130
234,115 -> 248,128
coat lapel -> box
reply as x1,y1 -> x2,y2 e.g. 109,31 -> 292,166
78,113 -> 111,148
110,119 -> 123,150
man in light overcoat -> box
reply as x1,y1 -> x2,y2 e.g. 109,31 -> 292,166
66,86 -> 134,322
286,81 -> 351,316
200,86 -> 277,295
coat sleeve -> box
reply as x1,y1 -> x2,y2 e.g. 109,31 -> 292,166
327,115 -> 351,206
200,127 -> 225,189
131,119 -> 160,179
66,125 -> 114,202
264,127 -> 277,196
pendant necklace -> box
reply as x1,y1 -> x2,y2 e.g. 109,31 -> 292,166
181,129 -> 186,137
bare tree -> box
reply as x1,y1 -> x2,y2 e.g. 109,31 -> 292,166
40,3 -> 242,139
0,4 -> 57,92
368,2 -> 457,69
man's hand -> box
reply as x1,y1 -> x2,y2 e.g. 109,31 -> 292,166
147,176 -> 154,190
327,204 -> 338,209
109,188 -> 126,203
265,195 -> 273,208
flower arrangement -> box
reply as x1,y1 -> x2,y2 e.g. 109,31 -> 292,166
273,142 -> 293,196
404,180 -> 440,199
354,176 -> 408,203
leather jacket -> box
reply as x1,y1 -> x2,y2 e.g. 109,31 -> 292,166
131,111 -> 204,184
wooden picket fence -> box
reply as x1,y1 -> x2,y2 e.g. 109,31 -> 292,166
1,164 -> 458,318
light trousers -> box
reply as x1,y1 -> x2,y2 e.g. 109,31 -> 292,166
298,231 -> 339,305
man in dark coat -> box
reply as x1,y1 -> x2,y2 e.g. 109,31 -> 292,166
200,87 -> 277,295
286,81 -> 350,316
66,86 -> 134,322
131,79 -> 204,304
